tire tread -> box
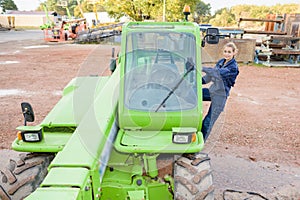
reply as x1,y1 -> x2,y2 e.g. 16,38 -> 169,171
0,151 -> 54,200
174,153 -> 214,200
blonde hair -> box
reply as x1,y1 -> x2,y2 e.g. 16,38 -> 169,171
224,42 -> 238,54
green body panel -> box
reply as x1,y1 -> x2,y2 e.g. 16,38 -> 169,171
41,76 -> 109,127
41,167 -> 90,187
26,188 -> 81,200
49,133 -> 99,168
128,191 -> 145,200
12,76 -> 109,153
12,131 -> 71,152
114,129 -> 204,153
101,149 -> 173,199
101,179 -> 172,200
120,110 -> 202,130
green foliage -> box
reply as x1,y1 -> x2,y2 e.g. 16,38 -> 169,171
36,0 -> 79,18
73,0 -> 105,18
0,0 -> 18,12
33,0 -> 210,22
193,1 -> 211,24
99,0 -> 210,22
210,3 -> 299,27
100,0 -> 163,21
33,1 -> 299,25
209,8 -> 235,26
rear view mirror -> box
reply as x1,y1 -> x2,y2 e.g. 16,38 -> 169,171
21,102 -> 35,125
110,47 -> 117,73
206,28 -> 219,44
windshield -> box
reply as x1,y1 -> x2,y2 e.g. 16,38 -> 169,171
124,31 -> 197,112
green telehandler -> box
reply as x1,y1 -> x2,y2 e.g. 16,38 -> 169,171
0,21 -> 221,200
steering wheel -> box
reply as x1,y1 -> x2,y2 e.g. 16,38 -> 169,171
127,82 -> 180,111
150,64 -> 180,85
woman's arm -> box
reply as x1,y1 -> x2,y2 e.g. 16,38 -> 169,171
219,64 -> 239,79
202,74 -> 211,84
202,67 -> 221,80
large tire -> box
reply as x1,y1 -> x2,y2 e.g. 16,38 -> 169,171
0,150 -> 54,200
174,153 -> 214,200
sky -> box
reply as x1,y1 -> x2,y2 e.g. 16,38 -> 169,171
13,0 -> 44,11
13,0 -> 300,12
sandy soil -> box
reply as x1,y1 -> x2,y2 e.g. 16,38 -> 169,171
0,31 -> 299,199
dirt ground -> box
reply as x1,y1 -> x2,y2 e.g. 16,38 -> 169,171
0,30 -> 299,199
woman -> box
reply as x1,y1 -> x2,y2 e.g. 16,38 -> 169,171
201,42 -> 239,141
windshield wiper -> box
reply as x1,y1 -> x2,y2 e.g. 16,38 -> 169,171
155,58 -> 195,112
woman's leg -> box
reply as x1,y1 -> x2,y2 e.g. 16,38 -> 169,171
201,105 -> 212,141
202,88 -> 211,101
202,95 -> 227,141
201,88 -> 211,140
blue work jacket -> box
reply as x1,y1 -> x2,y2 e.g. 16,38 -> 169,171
202,58 -> 239,97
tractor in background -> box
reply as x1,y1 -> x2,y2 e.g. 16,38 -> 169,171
0,20 -> 221,200
40,1 -> 87,42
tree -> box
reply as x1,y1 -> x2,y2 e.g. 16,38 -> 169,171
163,0 -> 198,22
46,0 -> 210,22
99,0 -> 161,21
209,8 -> 235,27
99,0 -> 200,22
37,0 -> 79,17
0,0 -> 18,12
193,1 -> 211,24
73,0 -> 105,18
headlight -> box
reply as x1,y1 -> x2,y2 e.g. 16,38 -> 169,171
172,127 -> 197,144
173,134 -> 192,144
20,130 -> 42,142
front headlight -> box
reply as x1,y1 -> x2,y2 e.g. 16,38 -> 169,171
172,127 -> 197,144
20,130 -> 42,142
173,134 -> 192,144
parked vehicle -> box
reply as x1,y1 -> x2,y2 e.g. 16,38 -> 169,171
0,20 -> 221,200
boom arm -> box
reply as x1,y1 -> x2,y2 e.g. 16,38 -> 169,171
24,67 -> 121,200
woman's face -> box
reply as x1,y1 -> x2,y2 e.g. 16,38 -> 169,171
223,46 -> 235,61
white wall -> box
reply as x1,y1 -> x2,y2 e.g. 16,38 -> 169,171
83,12 -> 129,27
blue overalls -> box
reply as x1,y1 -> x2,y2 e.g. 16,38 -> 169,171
201,58 -> 239,141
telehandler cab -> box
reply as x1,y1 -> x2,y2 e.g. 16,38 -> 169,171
0,21 -> 221,200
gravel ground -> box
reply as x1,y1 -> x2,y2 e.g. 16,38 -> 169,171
0,30 -> 299,199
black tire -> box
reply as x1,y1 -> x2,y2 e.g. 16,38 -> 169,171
174,153 -> 214,200
0,150 -> 54,200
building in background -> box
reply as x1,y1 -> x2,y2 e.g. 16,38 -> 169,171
0,10 -> 56,28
